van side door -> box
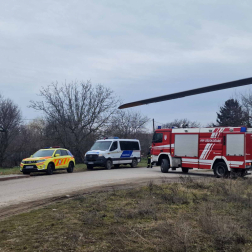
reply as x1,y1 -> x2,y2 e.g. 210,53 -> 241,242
109,141 -> 120,164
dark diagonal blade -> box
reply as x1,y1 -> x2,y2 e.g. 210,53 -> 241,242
119,77 -> 252,109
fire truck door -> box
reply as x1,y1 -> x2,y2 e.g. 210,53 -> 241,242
152,131 -> 171,157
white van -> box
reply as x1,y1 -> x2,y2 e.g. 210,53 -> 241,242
84,138 -> 141,170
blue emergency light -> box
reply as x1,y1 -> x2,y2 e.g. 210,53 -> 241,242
240,127 -> 247,132
158,126 -> 161,129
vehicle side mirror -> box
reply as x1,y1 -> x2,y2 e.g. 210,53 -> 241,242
55,154 -> 60,157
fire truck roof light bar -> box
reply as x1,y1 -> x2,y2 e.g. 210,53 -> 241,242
118,77 -> 252,109
241,127 -> 247,132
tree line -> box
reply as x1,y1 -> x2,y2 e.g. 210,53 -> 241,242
1,81 -> 251,168
0,81 -> 150,167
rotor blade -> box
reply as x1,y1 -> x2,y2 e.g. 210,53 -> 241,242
119,77 -> 252,109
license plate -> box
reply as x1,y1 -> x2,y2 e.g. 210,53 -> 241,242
88,162 -> 94,164
26,166 -> 33,168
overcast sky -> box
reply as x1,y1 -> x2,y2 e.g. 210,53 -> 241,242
1,0 -> 252,130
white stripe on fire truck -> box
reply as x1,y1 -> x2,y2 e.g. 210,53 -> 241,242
230,161 -> 244,165
201,128 -> 223,160
200,143 -> 212,159
182,158 -> 198,164
152,144 -> 171,148
199,159 -> 212,163
205,144 -> 215,160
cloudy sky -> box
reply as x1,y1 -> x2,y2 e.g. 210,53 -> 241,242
1,0 -> 252,130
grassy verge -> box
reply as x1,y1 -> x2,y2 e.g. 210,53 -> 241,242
1,177 -> 252,251
0,167 -> 21,175
0,158 -> 148,176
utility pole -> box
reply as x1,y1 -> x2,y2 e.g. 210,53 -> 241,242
152,119 -> 155,133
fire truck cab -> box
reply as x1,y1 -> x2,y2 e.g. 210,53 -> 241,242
151,127 -> 252,177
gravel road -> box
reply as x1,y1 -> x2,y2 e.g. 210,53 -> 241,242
0,166 -> 214,209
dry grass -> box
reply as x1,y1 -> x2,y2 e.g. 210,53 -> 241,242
0,158 -> 148,176
1,177 -> 252,251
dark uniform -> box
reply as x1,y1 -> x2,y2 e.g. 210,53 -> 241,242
147,151 -> 152,168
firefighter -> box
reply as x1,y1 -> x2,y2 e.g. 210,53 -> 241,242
147,149 -> 152,168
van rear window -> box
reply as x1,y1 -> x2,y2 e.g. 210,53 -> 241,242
119,141 -> 139,150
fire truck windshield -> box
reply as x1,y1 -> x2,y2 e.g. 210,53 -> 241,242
152,132 -> 163,143
91,141 -> 112,151
33,149 -> 55,157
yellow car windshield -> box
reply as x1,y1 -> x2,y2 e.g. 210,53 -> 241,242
33,150 -> 55,158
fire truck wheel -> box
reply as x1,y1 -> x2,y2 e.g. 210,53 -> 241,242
161,159 -> 169,173
67,162 -> 74,173
87,165 -> 94,170
46,163 -> 54,175
182,168 -> 189,173
105,159 -> 112,170
131,158 -> 138,168
213,162 -> 228,178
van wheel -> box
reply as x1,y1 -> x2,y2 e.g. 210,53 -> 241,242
182,168 -> 189,173
67,162 -> 74,173
161,159 -> 169,173
105,159 -> 112,170
46,163 -> 54,175
131,158 -> 138,168
213,162 -> 229,178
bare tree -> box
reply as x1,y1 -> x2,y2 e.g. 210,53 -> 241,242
105,110 -> 149,138
104,110 -> 150,155
30,81 -> 119,162
162,118 -> 200,129
239,91 -> 252,127
0,94 -> 22,167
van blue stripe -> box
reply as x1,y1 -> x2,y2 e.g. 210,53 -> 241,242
120,151 -> 133,158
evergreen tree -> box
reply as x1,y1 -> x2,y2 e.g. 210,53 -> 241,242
216,99 -> 245,126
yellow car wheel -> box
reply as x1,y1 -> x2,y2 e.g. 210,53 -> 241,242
67,162 -> 74,173
46,163 -> 54,175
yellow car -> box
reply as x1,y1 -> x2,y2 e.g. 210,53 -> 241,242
20,147 -> 75,175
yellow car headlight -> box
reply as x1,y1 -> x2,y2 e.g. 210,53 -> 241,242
38,159 -> 46,163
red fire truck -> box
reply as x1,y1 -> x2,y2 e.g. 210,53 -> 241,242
151,126 -> 252,177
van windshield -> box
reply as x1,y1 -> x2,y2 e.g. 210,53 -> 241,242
90,141 -> 112,151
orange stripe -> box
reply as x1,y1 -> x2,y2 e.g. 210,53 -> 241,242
55,160 -> 59,166
62,158 -> 66,165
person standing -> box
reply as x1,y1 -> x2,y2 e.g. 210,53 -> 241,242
147,150 -> 152,168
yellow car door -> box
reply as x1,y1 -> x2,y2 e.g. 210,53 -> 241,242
60,149 -> 70,168
54,149 -> 63,169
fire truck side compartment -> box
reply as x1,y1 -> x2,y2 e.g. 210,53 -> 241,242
226,134 -> 244,156
174,134 -> 199,157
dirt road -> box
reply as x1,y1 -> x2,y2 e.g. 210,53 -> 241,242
0,166 -> 214,209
